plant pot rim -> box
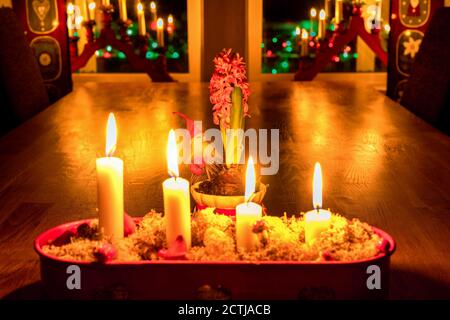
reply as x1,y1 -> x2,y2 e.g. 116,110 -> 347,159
190,181 -> 267,209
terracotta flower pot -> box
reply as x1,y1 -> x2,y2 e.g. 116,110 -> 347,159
191,181 -> 267,216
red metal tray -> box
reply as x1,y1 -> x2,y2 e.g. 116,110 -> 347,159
35,218 -> 395,300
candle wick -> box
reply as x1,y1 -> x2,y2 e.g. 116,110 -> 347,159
315,205 -> 320,213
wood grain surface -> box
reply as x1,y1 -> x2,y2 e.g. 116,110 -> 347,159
0,74 -> 449,299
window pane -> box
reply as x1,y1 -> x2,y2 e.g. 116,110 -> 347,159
262,0 -> 389,74
75,0 -> 188,73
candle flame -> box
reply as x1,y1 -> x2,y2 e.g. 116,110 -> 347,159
105,113 -> 117,157
319,9 -> 326,20
167,129 -> 179,178
157,18 -> 164,29
244,156 -> 256,202
137,2 -> 143,13
310,8 -> 317,18
150,1 -> 156,11
295,26 -> 301,35
168,14 -> 173,24
88,2 -> 95,10
313,162 -> 323,209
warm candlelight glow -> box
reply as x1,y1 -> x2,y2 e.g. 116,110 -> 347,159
312,162 -> 322,209
236,156 -> 262,251
137,2 -> 144,13
88,2 -> 95,10
105,113 -> 117,157
157,17 -> 164,29
167,129 -> 179,178
295,26 -> 301,35
319,9 -> 326,20
168,14 -> 173,24
310,8 -> 317,18
150,1 -> 156,11
244,156 -> 256,202
301,28 -> 309,40
67,3 -> 74,15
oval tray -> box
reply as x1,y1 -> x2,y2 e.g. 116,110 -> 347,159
35,219 -> 395,300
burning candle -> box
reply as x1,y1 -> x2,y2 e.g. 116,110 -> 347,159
137,2 -> 146,36
236,157 -> 263,252
375,0 -> 382,28
305,162 -> 331,244
324,0 -> 330,18
150,1 -> 157,24
67,3 -> 75,37
118,0 -> 127,21
96,113 -> 124,240
157,17 -> 164,47
318,9 -> 326,39
310,8 -> 317,34
163,130 -> 191,249
301,29 -> 309,57
167,14 -> 174,42
102,0 -> 110,5
88,1 -> 96,21
335,0 -> 343,24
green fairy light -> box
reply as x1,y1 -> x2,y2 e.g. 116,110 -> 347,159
286,46 -> 293,52
272,37 -> 278,43
271,68 -> 277,74
118,52 -> 126,59
151,42 -> 158,49
106,45 -> 112,52
261,42 -> 265,48
146,51 -> 156,59
172,51 -> 180,59
353,53 -> 358,59
281,61 -> 289,69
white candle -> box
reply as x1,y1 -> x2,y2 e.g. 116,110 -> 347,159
301,29 -> 309,57
96,113 -> 124,240
137,2 -> 146,36
102,0 -> 110,5
156,18 -> 164,47
150,1 -> 157,24
88,1 -> 96,21
163,130 -> 191,249
118,0 -> 128,21
236,157 -> 263,251
318,9 -> 326,39
310,8 -> 317,34
305,162 -> 331,243
335,0 -> 343,23
67,3 -> 75,37
167,14 -> 174,42
375,0 -> 382,27
324,0 -> 330,18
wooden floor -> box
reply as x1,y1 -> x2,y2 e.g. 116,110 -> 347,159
0,74 -> 449,299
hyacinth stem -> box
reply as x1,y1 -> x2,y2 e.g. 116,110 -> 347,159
222,86 -> 244,166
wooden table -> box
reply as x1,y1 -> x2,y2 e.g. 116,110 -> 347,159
1,74 -> 449,299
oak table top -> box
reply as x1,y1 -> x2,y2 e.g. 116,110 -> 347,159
1,75 -> 449,299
